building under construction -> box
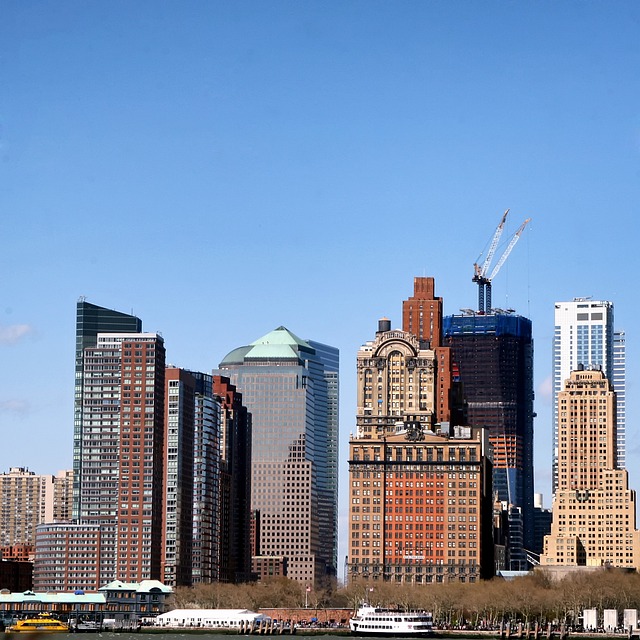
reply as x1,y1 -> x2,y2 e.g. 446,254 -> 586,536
443,312 -> 534,569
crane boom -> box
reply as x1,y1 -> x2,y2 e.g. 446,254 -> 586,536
477,209 -> 509,277
488,218 -> 531,281
472,211 -> 531,313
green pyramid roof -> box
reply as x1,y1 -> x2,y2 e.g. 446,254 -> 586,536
220,326 -> 314,365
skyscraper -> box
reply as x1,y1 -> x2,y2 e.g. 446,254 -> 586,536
36,301 -> 166,590
161,369 -> 252,586
542,368 -> 640,569
443,311 -> 535,560
78,330 -> 166,582
213,375 -> 252,584
218,327 -> 338,585
347,318 -> 494,584
613,330 -> 626,467
552,299 -> 625,492
162,367 -> 196,587
73,299 -> 142,522
191,371 -> 221,584
308,340 -> 340,575
402,277 -> 454,425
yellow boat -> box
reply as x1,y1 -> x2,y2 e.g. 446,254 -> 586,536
7,612 -> 70,633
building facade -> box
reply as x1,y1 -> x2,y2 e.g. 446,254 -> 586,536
347,319 -> 494,584
613,330 -> 626,466
191,372 -> 221,584
33,522 -> 102,591
0,580 -> 172,621
402,277 -> 455,425
552,299 -> 625,491
0,558 -> 32,592
0,468 -> 73,548
53,470 -> 74,523
162,367 -> 196,588
218,327 -> 338,585
532,493 -> 552,557
213,375 -> 252,584
541,368 -> 640,568
73,300 -> 143,522
35,302 -> 166,591
162,370 -> 254,586
79,331 -> 166,583
443,311 -> 534,562
307,340 -> 340,576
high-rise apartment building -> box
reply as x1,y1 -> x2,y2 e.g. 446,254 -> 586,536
0,468 -> 73,547
162,367 -> 196,587
347,318 -> 494,584
191,372 -> 221,584
541,368 -> 640,569
213,375 -> 252,584
552,299 -> 625,492
218,327 -> 338,585
73,300 -> 143,522
35,301 -> 166,591
155,367 -> 254,587
443,312 -> 534,561
53,470 -> 74,523
79,331 -> 166,583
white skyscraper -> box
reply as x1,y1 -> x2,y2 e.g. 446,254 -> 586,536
614,330 -> 626,468
552,299 -> 625,492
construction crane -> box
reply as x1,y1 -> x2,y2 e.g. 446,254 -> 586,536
473,211 -> 531,313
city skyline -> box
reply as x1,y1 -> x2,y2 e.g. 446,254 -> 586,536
2,2 -> 639,572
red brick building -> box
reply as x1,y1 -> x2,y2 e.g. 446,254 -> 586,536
347,306 -> 494,584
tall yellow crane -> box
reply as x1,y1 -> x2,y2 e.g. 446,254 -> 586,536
473,211 -> 531,313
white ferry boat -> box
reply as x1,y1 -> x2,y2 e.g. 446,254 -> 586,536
350,603 -> 434,637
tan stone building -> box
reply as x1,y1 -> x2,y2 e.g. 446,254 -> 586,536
52,470 -> 73,523
0,467 -> 73,547
347,319 -> 494,584
542,368 -> 640,568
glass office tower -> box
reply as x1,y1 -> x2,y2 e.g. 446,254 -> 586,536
443,312 -> 534,559
219,327 -> 338,585
308,340 -> 339,574
552,299 -> 625,492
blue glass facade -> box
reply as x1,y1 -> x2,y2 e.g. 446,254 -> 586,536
443,312 -> 534,559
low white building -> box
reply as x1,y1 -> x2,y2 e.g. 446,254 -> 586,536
583,608 -> 597,631
624,610 -> 638,631
153,609 -> 270,629
603,610 -> 618,632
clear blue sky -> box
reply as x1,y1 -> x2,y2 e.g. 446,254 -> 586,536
2,1 -> 639,575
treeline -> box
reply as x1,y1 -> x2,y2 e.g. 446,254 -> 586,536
173,569 -> 640,626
